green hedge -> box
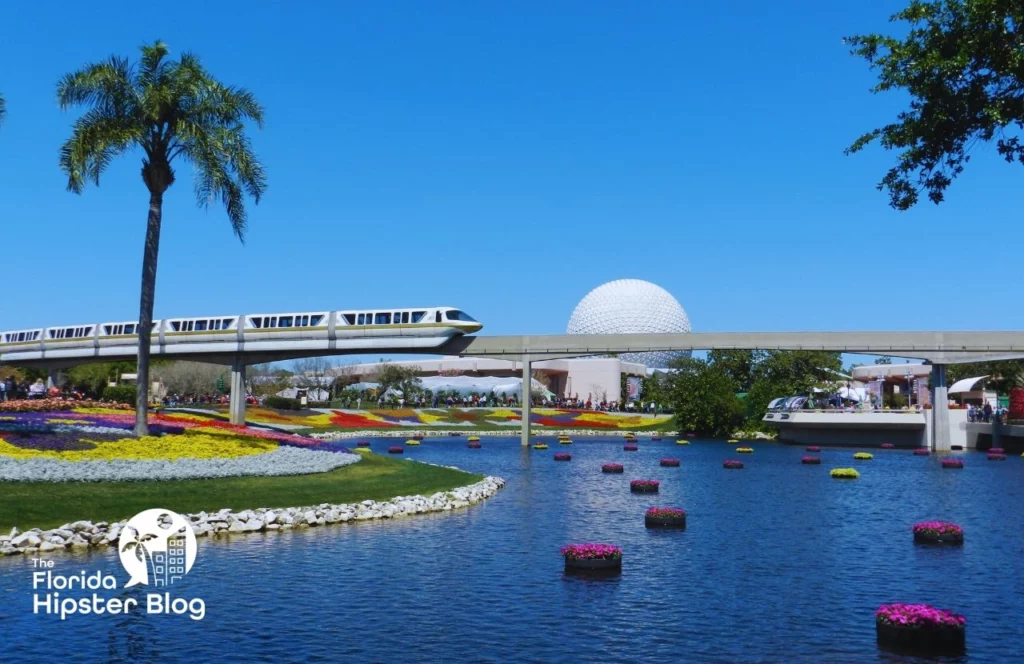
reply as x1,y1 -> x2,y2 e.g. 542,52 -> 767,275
102,385 -> 137,404
264,396 -> 301,410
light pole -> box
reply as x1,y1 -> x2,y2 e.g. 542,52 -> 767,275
905,370 -> 914,408
876,373 -> 885,410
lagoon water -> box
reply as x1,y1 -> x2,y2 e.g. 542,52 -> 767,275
1,437 -> 1022,662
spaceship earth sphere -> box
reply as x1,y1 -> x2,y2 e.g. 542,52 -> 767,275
566,279 -> 691,368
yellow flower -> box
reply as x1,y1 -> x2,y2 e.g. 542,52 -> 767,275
830,468 -> 860,479
0,429 -> 276,461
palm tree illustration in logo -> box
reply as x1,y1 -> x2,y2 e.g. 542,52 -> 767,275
120,526 -> 158,584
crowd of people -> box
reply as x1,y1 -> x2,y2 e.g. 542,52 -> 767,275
967,403 -> 1009,423
0,377 -> 84,401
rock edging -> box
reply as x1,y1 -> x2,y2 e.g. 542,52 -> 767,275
0,475 -> 506,557
311,429 -> 678,440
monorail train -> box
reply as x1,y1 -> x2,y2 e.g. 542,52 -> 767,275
0,306 -> 482,363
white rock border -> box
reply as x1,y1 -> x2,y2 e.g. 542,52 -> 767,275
0,473 -> 505,556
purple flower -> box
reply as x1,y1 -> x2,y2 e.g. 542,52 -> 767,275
630,479 -> 660,488
646,507 -> 685,518
876,603 -> 966,628
912,521 -> 963,536
560,543 -> 622,560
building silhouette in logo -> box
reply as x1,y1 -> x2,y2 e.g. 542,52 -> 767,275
152,533 -> 188,587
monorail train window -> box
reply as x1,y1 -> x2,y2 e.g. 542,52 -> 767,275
126,324 -> 135,334
278,316 -> 293,328
375,313 -> 391,325
445,310 -> 477,322
343,314 -> 355,325
311,315 -> 323,326
402,312 -> 409,324
223,319 -> 233,329
356,314 -> 365,325
393,312 -> 401,324
435,311 -> 442,323
412,311 -> 425,323
195,320 -> 208,331
251,318 -> 262,329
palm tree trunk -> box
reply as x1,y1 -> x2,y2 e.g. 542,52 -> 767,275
134,191 -> 163,436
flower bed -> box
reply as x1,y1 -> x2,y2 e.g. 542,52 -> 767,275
722,460 -> 744,470
561,543 -> 622,571
553,452 -> 572,461
801,456 -> 821,465
912,521 -> 963,545
467,441 -> 481,449
854,452 -> 873,460
660,458 -> 680,467
630,479 -> 660,493
645,507 -> 686,529
623,444 -> 639,451
387,446 -> 404,454
988,452 -> 1007,461
0,410 -> 358,482
830,468 -> 859,479
913,449 -> 930,456
0,399 -> 132,413
602,463 -> 624,473
941,458 -> 963,469
806,446 -> 821,452
880,443 -> 895,449
875,603 -> 966,655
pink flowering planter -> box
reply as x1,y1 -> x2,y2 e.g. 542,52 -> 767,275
623,444 -> 639,452
561,543 -> 622,573
651,435 -> 662,441
387,446 -> 404,454
602,463 -> 624,474
553,453 -> 572,461
875,603 -> 965,655
467,442 -> 481,449
880,443 -> 895,449
645,507 -> 686,529
989,447 -> 1005,454
801,456 -> 821,465
987,452 -> 1007,461
723,460 -> 744,470
356,441 -> 370,447
913,449 -> 930,456
630,479 -> 660,494
912,521 -> 963,546
941,458 -> 964,469
660,458 -> 680,467
411,433 -> 424,440
806,446 -> 821,452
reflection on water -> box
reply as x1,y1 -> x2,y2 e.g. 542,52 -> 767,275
1,437 -> 1021,662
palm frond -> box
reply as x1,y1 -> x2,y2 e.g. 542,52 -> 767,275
0,93 -> 6,126
57,56 -> 136,112
137,41 -> 170,88
59,110 -> 142,192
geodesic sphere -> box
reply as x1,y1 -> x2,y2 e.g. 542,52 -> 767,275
566,279 -> 691,368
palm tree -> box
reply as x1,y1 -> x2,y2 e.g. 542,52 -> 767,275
120,526 -> 158,584
57,41 -> 267,435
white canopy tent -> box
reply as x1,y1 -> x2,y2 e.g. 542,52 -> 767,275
948,375 -> 989,395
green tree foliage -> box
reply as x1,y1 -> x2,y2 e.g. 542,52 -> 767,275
640,372 -> 667,407
707,350 -> 762,392
65,362 -> 137,398
744,351 -> 843,426
845,1 -> 1024,208
57,41 -> 266,435
665,357 -> 745,437
371,362 -> 423,400
947,359 -> 1024,391
874,356 -> 893,365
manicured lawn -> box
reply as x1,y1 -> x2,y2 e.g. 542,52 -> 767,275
0,454 -> 482,531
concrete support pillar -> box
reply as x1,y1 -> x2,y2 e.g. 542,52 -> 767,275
930,364 -> 950,452
521,354 -> 531,447
229,359 -> 247,426
46,369 -> 58,390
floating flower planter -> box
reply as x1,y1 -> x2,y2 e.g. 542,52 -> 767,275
987,452 -> 1007,461
913,449 -> 930,456
449,432 -> 462,437
830,468 -> 859,479
559,439 -> 573,445
736,447 -> 754,454
412,433 -> 424,441
623,444 -> 639,451
406,440 -> 420,446
880,443 -> 894,449
630,479 -> 660,493
875,603 -> 965,655
387,446 -> 404,454
989,447 -> 1005,454
624,433 -> 637,439
645,507 -> 686,529
468,441 -> 481,449
727,439 -> 739,443
356,441 -> 370,448
553,452 -> 571,461
806,446 -> 821,452
801,456 -> 821,465
651,436 -> 662,441
561,543 -> 622,573
854,452 -> 873,460
602,463 -> 624,474
912,521 -> 963,545
941,459 -> 964,469
675,439 -> 690,445
660,458 -> 680,467
686,433 -> 696,438
467,436 -> 480,442
533,443 -> 549,450
723,460 -> 744,470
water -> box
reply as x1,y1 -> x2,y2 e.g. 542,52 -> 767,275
2,438 -> 1021,663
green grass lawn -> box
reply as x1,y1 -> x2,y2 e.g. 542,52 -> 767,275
0,454 -> 482,531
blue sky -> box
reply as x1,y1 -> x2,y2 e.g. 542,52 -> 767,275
2,1 -> 1022,358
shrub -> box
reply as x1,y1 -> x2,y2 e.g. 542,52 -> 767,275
854,452 -> 873,460
264,396 -> 301,411
830,468 -> 859,479
102,385 -> 136,404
